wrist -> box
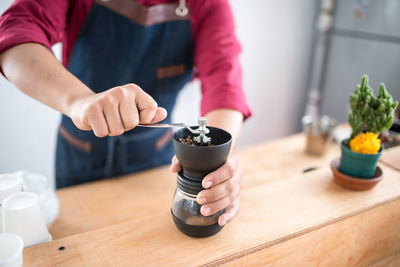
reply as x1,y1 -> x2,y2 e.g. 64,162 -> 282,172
64,89 -> 94,117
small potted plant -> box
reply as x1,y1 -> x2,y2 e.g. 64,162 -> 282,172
331,75 -> 398,190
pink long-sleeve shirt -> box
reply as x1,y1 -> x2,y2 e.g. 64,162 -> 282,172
0,0 -> 251,119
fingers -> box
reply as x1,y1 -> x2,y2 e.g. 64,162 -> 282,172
119,88 -> 139,131
103,97 -> 125,136
85,105 -> 109,137
197,175 -> 241,205
195,154 -> 242,225
151,107 -> 168,124
199,190 -> 240,226
133,85 -> 167,124
202,155 -> 239,189
200,193 -> 233,216
90,114 -> 109,137
218,199 -> 240,226
71,84 -> 167,137
169,155 -> 182,173
197,174 -> 242,217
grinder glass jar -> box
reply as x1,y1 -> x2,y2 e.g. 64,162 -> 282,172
171,178 -> 224,237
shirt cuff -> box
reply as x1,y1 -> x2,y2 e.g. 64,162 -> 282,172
201,93 -> 252,121
0,29 -> 52,77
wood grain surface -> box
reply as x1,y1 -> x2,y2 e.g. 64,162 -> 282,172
221,199 -> 400,267
48,134 -> 341,239
23,134 -> 400,266
380,146 -> 400,171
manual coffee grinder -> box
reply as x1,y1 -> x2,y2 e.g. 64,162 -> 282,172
171,117 -> 232,237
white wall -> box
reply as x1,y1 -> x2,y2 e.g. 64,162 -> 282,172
0,0 -> 316,187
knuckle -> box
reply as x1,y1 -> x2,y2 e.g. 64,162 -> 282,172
124,117 -> 138,129
95,129 -> 108,138
225,164 -> 235,178
85,110 -> 101,126
110,128 -> 124,136
227,157 -> 235,168
210,202 -> 222,212
210,189 -> 219,201
118,128 -> 125,135
226,179 -> 236,193
124,122 -> 134,130
132,116 -> 139,126
101,94 -> 113,105
217,201 -> 225,212
149,100 -> 157,108
116,86 -> 129,97
227,168 -> 235,178
99,132 -> 108,138
224,159 -> 231,170
234,199 -> 241,212
86,103 -> 101,117
127,83 -> 140,92
233,187 -> 241,198
125,122 -> 136,130
229,193 -> 236,204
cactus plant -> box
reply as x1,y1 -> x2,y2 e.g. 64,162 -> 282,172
336,75 -> 398,181
348,75 -> 398,139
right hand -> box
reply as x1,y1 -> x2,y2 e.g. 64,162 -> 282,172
69,83 -> 167,137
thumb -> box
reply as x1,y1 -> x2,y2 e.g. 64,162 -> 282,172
169,155 -> 182,173
150,107 -> 168,124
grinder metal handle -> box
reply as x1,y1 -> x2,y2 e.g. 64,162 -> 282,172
138,117 -> 211,144
138,123 -> 197,134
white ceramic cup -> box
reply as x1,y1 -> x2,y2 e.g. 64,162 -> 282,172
0,174 -> 22,202
2,192 -> 51,248
0,233 -> 23,267
0,174 -> 23,230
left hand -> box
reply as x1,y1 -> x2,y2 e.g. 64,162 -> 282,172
170,153 -> 243,226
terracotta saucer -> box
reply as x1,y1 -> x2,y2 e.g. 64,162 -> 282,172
330,158 -> 383,191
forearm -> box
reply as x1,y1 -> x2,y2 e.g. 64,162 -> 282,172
0,43 -> 93,116
205,108 -> 243,150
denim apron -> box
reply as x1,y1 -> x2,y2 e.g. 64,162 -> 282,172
55,0 -> 193,188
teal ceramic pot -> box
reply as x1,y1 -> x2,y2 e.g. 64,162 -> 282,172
339,139 -> 383,178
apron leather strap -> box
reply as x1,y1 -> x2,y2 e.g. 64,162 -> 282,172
95,0 -> 190,26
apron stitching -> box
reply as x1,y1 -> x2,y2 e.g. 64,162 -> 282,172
155,129 -> 173,150
157,64 -> 186,79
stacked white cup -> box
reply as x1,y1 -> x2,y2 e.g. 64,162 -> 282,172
0,233 -> 23,267
0,174 -> 23,230
2,192 -> 51,248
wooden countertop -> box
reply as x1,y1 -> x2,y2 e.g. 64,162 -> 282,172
24,134 -> 400,266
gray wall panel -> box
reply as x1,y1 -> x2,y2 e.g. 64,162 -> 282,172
321,35 -> 400,123
334,0 -> 400,38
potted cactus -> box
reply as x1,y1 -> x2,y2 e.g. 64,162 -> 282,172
331,75 -> 398,190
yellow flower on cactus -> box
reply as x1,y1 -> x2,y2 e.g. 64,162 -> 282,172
349,132 -> 381,154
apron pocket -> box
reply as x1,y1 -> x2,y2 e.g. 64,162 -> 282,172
59,125 -> 92,153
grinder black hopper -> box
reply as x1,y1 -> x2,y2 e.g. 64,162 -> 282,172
173,126 -> 232,181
